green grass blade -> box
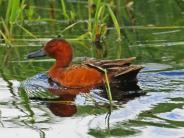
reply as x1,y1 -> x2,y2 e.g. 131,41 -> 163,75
60,0 -> 69,19
104,69 -> 113,105
9,0 -> 20,23
1,18 -> 11,38
61,21 -> 82,33
88,0 -> 93,33
107,4 -> 121,41
93,66 -> 113,105
75,32 -> 92,40
0,30 -> 12,46
5,0 -> 12,22
92,1 -> 105,41
16,24 -> 37,39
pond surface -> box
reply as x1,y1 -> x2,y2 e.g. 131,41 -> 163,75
1,0 -> 184,138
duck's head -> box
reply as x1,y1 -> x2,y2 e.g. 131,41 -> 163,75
27,39 -> 73,67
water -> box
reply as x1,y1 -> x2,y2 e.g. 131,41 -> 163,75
1,0 -> 184,138
1,62 -> 184,138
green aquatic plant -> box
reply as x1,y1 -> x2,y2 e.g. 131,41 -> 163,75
60,0 -> 69,19
87,0 -> 121,42
6,0 -> 25,22
16,23 -> 37,39
88,0 -> 106,41
107,4 -> 121,41
0,0 -> 122,46
59,0 -> 76,21
103,68 -> 113,106
93,65 -> 113,106
0,19 -> 37,46
5,0 -> 26,30
89,127 -> 138,138
0,0 -> 26,44
0,18 -> 12,45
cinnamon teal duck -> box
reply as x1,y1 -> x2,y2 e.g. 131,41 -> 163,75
27,39 -> 143,94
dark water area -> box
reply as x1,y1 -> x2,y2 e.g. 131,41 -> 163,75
1,0 -> 184,138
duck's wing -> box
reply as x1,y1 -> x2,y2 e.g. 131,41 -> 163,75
84,57 -> 143,81
84,57 -> 136,68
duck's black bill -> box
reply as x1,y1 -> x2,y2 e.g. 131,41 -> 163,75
27,49 -> 47,59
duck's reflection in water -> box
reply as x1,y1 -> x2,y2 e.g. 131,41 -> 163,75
47,94 -> 77,117
45,83 -> 145,117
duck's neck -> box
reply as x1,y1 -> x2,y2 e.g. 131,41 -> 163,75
48,59 -> 70,80
54,59 -> 69,68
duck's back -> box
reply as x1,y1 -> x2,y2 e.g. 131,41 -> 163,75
84,57 -> 143,84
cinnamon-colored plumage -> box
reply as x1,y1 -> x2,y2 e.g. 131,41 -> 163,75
27,39 -> 143,93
